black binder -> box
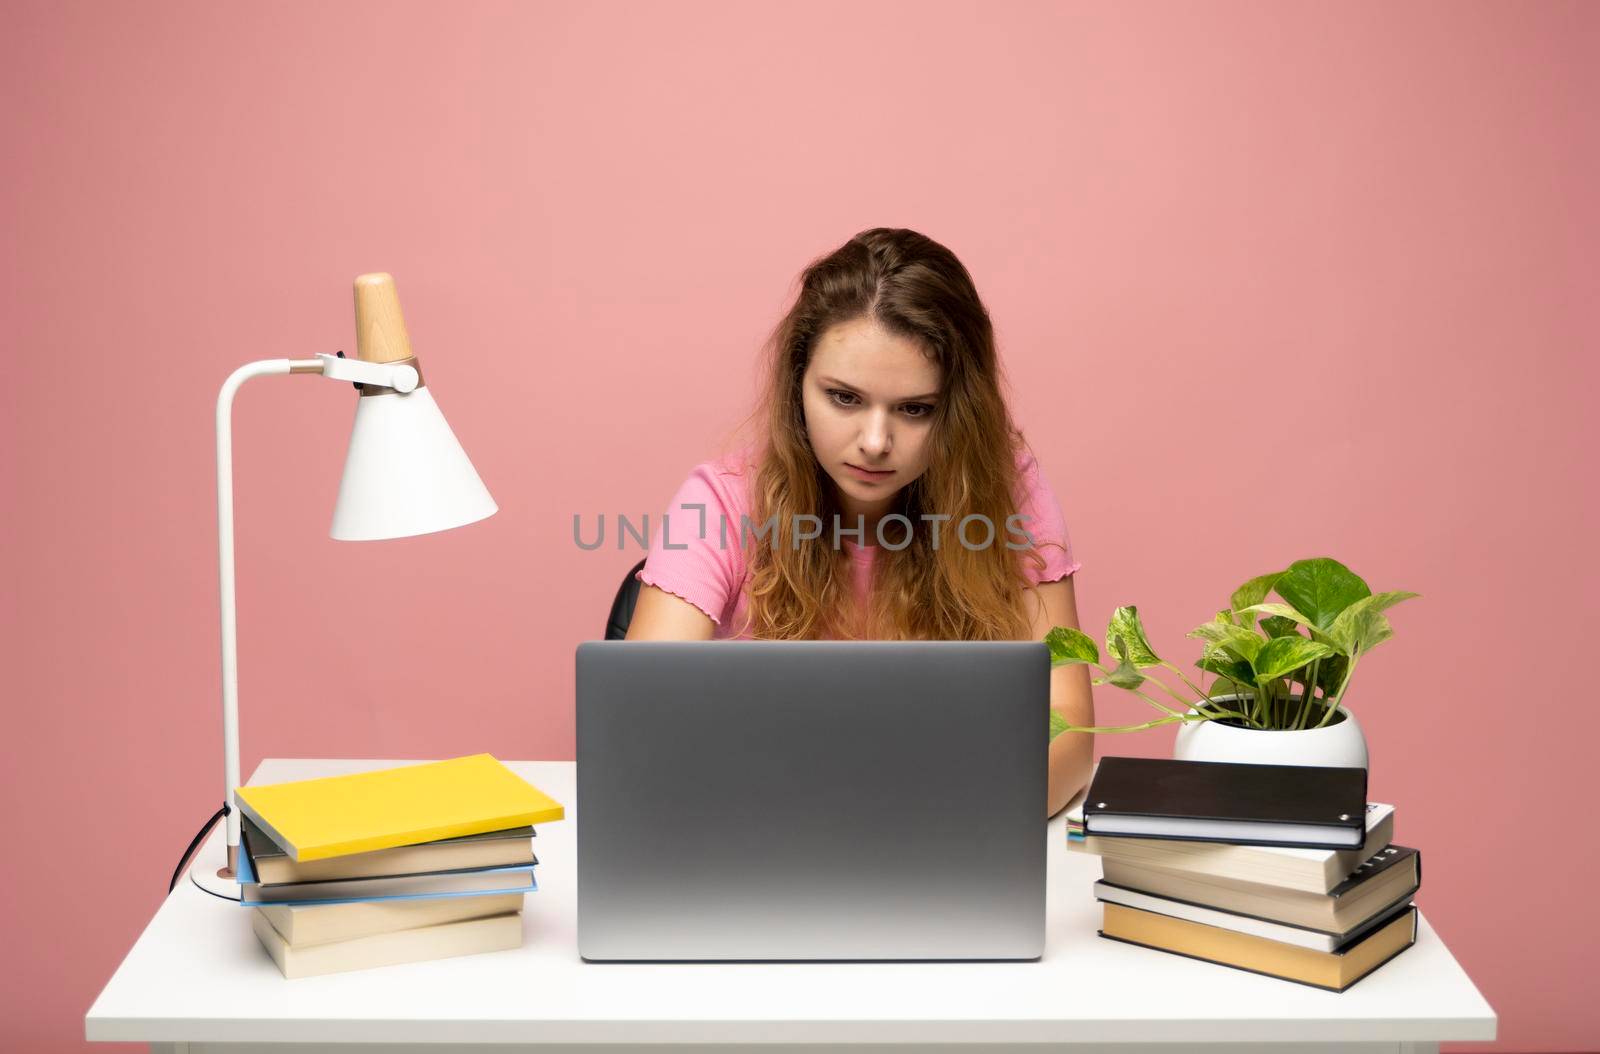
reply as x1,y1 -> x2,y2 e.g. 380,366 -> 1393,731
1083,756 -> 1368,849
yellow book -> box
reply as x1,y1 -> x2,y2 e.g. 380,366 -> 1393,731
235,755 -> 564,861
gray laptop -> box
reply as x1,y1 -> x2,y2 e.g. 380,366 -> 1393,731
575,640 -> 1048,961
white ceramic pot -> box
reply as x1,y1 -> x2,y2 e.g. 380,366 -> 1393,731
1172,698 -> 1368,769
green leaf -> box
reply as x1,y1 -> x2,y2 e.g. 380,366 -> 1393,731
1252,636 -> 1337,681
1273,558 -> 1371,631
1259,615 -> 1301,639
1230,571 -> 1284,629
1238,602 -> 1347,653
1045,626 -> 1099,666
1334,609 -> 1394,658
1104,659 -> 1146,690
1314,652 -> 1349,695
1187,618 -> 1265,664
1326,590 -> 1418,656
1238,602 -> 1315,625
1048,709 -> 1070,741
1105,606 -> 1162,668
1197,647 -> 1254,684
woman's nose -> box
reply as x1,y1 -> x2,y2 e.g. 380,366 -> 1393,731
859,410 -> 893,456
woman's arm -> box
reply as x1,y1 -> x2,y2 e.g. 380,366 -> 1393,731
625,584 -> 717,641
1026,576 -> 1095,817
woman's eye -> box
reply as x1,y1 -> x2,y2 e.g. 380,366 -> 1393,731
901,403 -> 933,418
827,389 -> 859,407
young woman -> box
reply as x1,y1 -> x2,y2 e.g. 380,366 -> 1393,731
626,228 -> 1094,815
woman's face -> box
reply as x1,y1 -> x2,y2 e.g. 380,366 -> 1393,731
800,316 -> 942,511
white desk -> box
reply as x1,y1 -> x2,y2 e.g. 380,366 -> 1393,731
87,759 -> 1496,1052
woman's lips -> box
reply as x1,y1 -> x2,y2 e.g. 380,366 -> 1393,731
845,463 -> 895,483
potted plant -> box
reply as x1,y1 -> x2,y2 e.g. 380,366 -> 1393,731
1045,557 -> 1416,769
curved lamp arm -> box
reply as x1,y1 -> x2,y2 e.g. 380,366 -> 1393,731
212,354 -> 424,877
215,359 -> 311,876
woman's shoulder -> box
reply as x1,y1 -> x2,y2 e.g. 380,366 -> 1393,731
1007,437 -> 1081,581
706,444 -> 761,481
672,445 -> 760,513
1010,438 -> 1050,496
636,447 -> 768,627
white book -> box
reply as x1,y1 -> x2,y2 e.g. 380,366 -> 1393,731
251,910 -> 524,979
1093,880 -> 1413,953
1085,813 -> 1363,848
256,892 -> 525,947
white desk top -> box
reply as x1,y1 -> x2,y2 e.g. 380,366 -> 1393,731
86,759 -> 1496,1046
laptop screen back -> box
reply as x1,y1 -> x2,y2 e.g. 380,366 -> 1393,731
576,640 -> 1048,961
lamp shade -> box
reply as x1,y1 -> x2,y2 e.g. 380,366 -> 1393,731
330,386 -> 497,541
328,272 -> 496,541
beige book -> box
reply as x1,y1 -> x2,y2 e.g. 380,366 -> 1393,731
1101,846 -> 1418,934
1100,902 -> 1416,992
256,893 -> 525,947
252,909 -> 524,979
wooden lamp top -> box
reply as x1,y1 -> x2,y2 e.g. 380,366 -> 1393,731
353,273 -> 414,364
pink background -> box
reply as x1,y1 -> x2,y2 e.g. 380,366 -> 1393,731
3,2 -> 1594,1050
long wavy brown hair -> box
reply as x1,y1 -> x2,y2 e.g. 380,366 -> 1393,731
727,228 -> 1050,641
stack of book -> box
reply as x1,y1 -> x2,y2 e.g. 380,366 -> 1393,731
1066,756 -> 1421,992
234,754 -> 564,979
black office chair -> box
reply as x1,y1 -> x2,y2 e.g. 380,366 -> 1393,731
605,558 -> 648,639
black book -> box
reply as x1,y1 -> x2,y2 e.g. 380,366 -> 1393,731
1083,757 -> 1368,849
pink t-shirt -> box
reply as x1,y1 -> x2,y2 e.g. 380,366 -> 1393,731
636,446 -> 1081,640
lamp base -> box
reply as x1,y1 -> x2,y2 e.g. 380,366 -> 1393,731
186,824 -> 243,902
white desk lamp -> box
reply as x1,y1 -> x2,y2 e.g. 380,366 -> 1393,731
188,273 -> 496,899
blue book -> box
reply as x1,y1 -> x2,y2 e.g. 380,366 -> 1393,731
238,839 -> 538,906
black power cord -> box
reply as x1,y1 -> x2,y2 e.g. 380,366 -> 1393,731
170,802 -> 232,894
